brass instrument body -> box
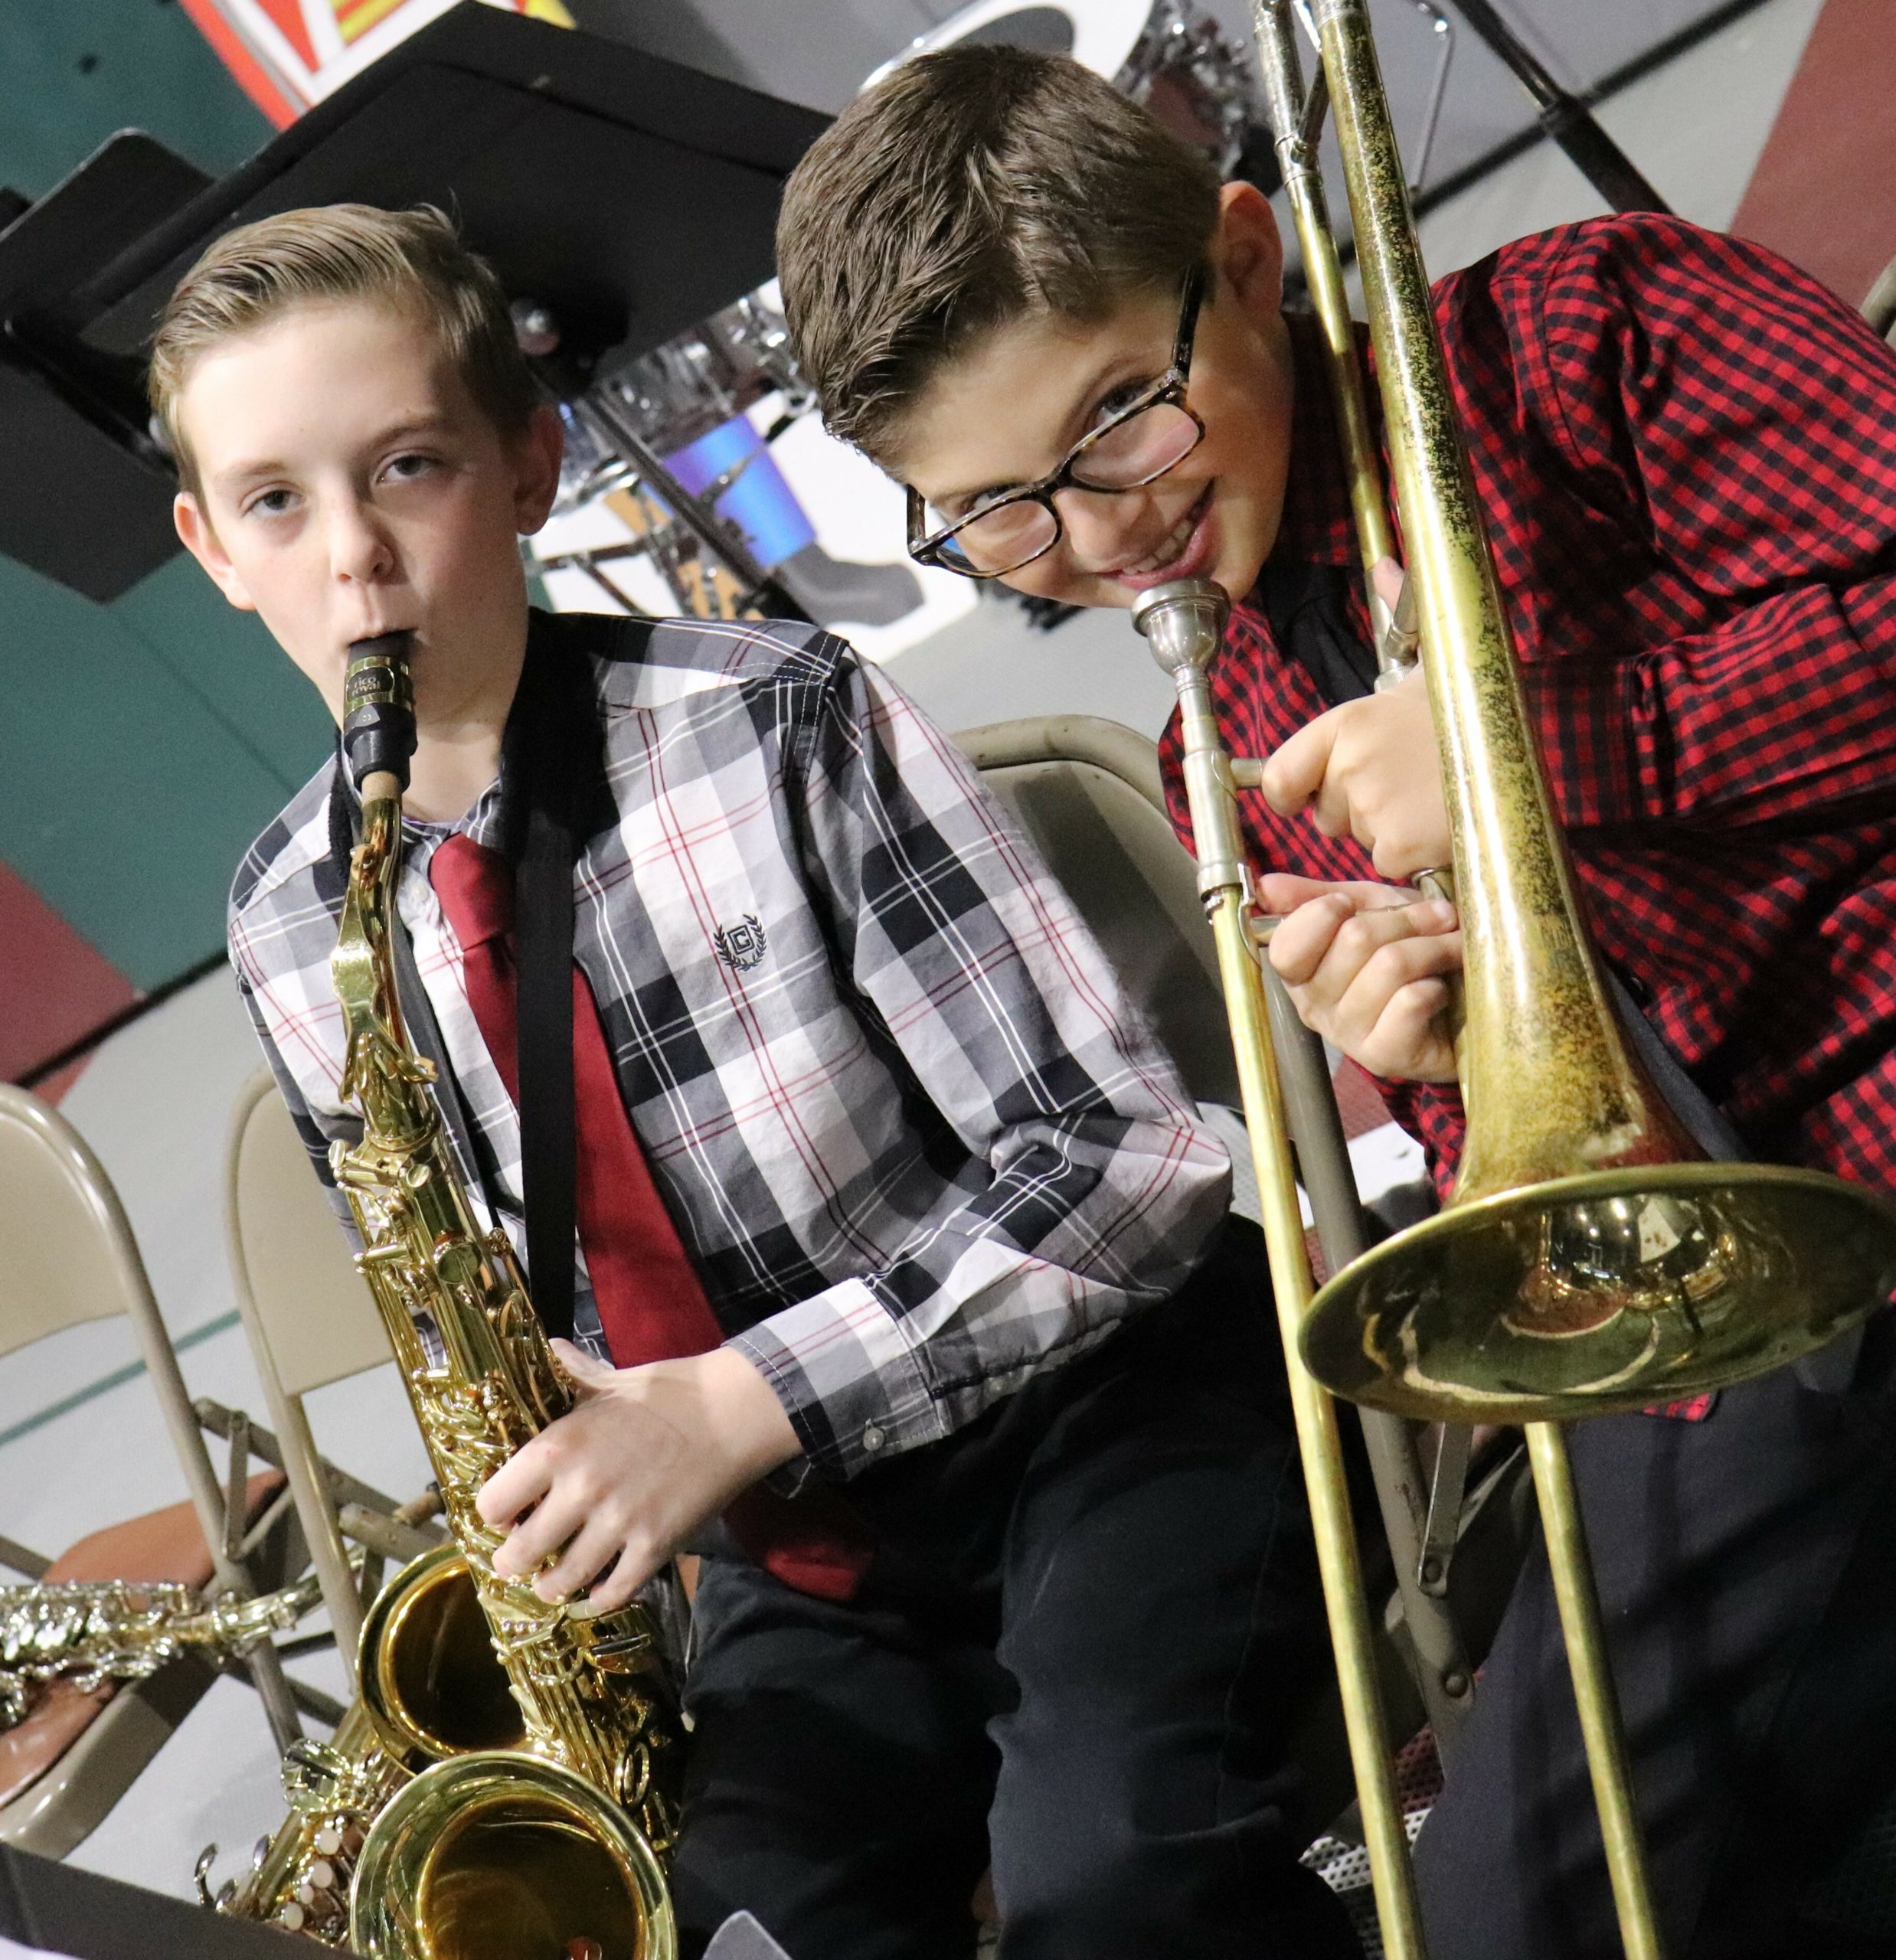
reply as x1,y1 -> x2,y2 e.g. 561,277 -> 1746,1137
0,1566 -> 326,1729
325,755 -> 680,1958
222,632 -> 679,1959
1285,0 -> 1896,1424
210,1547 -> 531,1943
1235,8 -> 1896,1954
216,1700 -> 410,1943
1134,581 -> 1428,1960
329,791 -> 675,1827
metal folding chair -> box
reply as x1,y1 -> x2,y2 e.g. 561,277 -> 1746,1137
0,1084 -> 306,1855
950,717 -> 1533,1798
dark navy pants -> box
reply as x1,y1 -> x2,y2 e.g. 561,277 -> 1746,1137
1415,1315 -> 1896,1959
670,1220 -> 1365,1960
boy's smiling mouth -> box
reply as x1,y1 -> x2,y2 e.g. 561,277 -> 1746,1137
1113,485 -> 1214,589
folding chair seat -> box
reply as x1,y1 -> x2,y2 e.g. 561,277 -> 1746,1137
954,714 -> 1239,1111
0,1085 -> 306,1857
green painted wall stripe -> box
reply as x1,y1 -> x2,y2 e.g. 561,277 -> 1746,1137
0,1 -> 270,203
0,0 -> 322,993
0,551 -> 332,988
0,1309 -> 243,1454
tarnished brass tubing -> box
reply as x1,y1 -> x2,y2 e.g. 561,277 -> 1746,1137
1133,580 -> 1427,1960
1295,0 -> 1896,1428
1525,1424 -> 1664,1960
221,631 -> 682,1955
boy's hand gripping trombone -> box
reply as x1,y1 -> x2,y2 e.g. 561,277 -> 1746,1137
1135,5 -> 1896,1956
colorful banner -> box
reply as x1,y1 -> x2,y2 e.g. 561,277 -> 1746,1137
178,0 -> 574,126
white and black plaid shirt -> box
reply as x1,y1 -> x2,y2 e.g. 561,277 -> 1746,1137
229,610 -> 1230,1479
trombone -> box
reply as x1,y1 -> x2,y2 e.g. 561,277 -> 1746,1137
1131,4 -> 1896,1955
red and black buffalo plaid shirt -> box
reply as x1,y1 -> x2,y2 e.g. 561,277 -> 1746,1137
1159,214 -> 1896,1197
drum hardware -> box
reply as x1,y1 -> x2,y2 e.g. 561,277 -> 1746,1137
1436,0 -> 1672,215
1406,2 -> 1454,196
867,0 -> 1273,184
518,295 -> 809,624
536,289 -> 922,630
566,390 -> 799,620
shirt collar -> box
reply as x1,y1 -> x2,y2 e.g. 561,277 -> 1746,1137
1263,309 -> 1383,575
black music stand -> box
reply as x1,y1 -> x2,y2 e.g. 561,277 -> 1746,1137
0,2 -> 828,603
0,1844 -> 307,1958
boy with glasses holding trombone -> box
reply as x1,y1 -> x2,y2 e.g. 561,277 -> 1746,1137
777,38 -> 1896,1960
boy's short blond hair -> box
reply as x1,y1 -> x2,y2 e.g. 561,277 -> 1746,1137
776,45 -> 1221,466
149,203 -> 538,493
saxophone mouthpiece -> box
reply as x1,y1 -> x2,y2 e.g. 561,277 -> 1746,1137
342,631 -> 417,792
1129,577 -> 1231,680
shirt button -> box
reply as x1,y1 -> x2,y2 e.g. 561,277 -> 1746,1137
861,1423 -> 886,1452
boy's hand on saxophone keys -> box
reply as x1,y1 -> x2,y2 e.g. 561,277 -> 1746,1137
1259,874 -> 1463,1084
476,1342 -> 802,1612
1260,665 -> 1450,880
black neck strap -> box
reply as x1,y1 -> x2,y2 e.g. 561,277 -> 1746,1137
507,654 -> 579,1343
326,622 -> 611,1342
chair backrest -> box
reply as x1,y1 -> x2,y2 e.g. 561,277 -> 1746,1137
953,715 -> 1240,1111
226,1071 -> 392,1400
224,1070 -> 400,1679
0,1085 -> 242,1595
0,1085 -> 155,1359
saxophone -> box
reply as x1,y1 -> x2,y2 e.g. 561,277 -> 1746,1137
219,632 -> 681,1960
1,1566 -> 329,1728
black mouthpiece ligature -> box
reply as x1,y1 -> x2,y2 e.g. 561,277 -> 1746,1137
342,632 -> 417,791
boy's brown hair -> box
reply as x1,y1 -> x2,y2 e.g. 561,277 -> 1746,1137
149,203 -> 537,493
776,45 -> 1221,466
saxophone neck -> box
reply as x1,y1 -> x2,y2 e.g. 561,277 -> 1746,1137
332,635 -> 436,1136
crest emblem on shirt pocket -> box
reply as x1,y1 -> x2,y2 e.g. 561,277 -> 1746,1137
713,913 -> 768,972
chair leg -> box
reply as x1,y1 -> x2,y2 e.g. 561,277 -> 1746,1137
240,1637 -> 305,1753
0,1535 -> 50,1581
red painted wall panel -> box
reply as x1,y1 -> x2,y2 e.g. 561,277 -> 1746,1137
1731,0 -> 1896,308
0,859 -> 138,1089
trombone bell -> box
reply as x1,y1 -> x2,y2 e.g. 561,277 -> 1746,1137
1136,578 -> 1896,1424
1306,1159 -> 1896,1423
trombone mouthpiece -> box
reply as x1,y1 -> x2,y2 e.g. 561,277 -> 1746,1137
1129,578 -> 1231,678
342,632 -> 417,792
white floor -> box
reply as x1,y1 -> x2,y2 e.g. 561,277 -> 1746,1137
0,0 -> 1820,1912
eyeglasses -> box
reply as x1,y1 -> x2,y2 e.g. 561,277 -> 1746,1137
906,268 -> 1208,580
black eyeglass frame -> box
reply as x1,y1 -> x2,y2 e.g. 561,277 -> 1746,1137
904,267 -> 1208,580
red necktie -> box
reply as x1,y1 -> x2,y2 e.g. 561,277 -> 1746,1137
429,832 -> 871,1600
